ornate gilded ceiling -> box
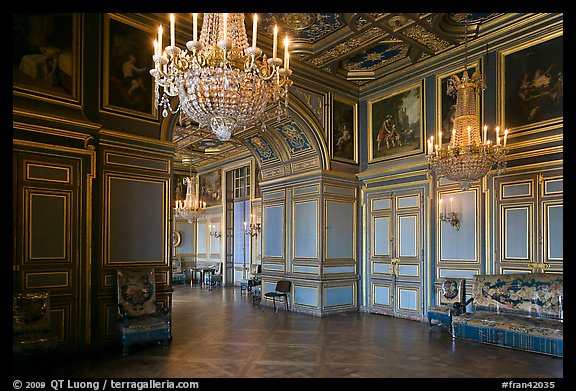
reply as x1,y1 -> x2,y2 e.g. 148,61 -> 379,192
170,12 -> 504,171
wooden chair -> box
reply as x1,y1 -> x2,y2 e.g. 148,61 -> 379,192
262,280 -> 291,313
117,268 -> 171,355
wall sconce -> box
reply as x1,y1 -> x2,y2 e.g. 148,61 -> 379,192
208,224 -> 221,238
439,197 -> 460,230
244,214 -> 261,238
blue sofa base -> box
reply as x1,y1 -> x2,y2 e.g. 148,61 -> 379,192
452,323 -> 563,357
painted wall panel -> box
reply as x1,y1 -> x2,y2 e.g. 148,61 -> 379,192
504,207 -> 529,259
398,264 -> 418,276
293,265 -> 319,274
397,195 -> 418,209
439,269 -> 478,279
176,222 -> 194,254
372,198 -> 391,210
294,185 -> 319,196
294,285 -> 318,307
373,262 -> 390,274
326,201 -> 354,258
398,288 -> 418,311
325,286 -> 354,306
294,200 -> 318,258
324,266 -> 355,273
197,221 -> 207,254
547,204 -> 563,260
264,205 -> 284,257
29,193 -> 67,259
440,191 -> 476,261
373,216 -> 390,256
109,177 -> 163,262
399,215 -> 417,257
373,285 -> 390,305
263,263 -> 284,271
545,179 -> 563,194
503,182 -> 532,198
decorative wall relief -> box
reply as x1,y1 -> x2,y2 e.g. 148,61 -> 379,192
277,120 -> 311,154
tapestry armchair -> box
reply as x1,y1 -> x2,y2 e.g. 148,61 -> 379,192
117,268 -> 171,355
428,278 -> 472,333
13,291 -> 58,354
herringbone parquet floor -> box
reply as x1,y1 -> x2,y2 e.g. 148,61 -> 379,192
13,283 -> 563,383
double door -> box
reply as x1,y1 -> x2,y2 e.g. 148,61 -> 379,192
493,170 -> 563,274
367,189 -> 425,320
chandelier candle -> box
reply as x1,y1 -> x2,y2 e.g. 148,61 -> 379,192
252,14 -> 258,48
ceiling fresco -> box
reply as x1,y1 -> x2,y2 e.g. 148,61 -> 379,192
167,12 -> 506,171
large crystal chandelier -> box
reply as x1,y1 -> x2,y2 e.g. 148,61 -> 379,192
427,26 -> 507,191
150,13 -> 293,141
174,162 -> 206,223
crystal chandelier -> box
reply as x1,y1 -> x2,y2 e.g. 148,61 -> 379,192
174,161 -> 206,223
150,13 -> 293,141
427,26 -> 507,191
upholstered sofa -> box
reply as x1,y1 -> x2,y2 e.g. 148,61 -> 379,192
452,273 -> 563,357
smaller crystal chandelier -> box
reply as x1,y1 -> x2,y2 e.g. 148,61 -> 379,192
174,160 -> 206,223
150,13 -> 293,142
427,25 -> 507,191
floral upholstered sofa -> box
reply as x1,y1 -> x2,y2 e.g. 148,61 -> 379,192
452,273 -> 563,357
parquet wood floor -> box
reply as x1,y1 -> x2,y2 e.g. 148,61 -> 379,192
13,284 -> 563,383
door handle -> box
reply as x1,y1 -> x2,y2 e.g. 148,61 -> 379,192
390,258 -> 400,276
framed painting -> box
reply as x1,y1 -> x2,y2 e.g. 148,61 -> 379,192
103,14 -> 157,119
436,61 -> 481,145
368,82 -> 424,162
330,94 -> 358,164
13,13 -> 80,101
499,32 -> 563,132
199,170 -> 222,207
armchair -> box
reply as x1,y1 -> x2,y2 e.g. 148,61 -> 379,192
117,268 -> 171,355
428,278 -> 472,333
13,291 -> 58,355
171,257 -> 186,284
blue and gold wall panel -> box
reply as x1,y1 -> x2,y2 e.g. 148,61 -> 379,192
260,172 -> 359,315
492,168 -> 563,274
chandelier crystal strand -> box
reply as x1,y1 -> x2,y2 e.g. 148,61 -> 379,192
151,13 -> 292,141
427,26 -> 507,191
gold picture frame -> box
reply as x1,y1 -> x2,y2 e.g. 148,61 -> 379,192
103,14 -> 157,120
368,81 -> 424,162
13,13 -> 80,102
498,32 -> 563,133
330,93 -> 358,164
199,169 -> 222,207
